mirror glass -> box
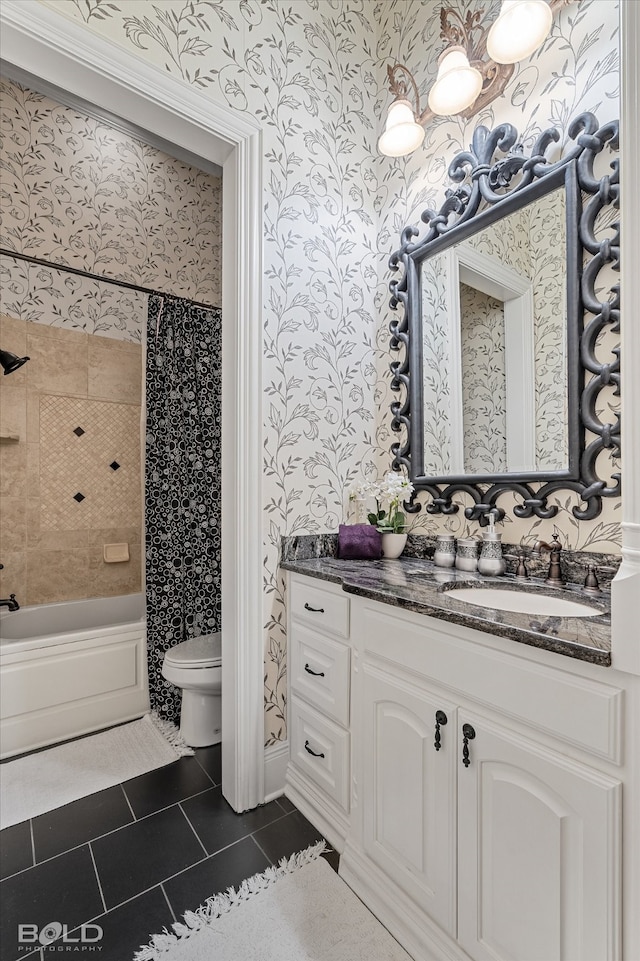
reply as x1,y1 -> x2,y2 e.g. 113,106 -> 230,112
420,186 -> 567,477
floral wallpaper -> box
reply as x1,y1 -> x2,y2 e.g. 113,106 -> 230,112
0,76 -> 222,342
459,283 -> 507,474
527,187 -> 569,470
374,0 -> 621,556
30,0 -> 621,747
421,252 -> 452,474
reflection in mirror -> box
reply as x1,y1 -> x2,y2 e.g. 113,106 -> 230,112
420,186 -> 567,477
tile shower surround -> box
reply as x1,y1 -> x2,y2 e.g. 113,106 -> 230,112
0,313 -> 142,606
0,742 -> 332,961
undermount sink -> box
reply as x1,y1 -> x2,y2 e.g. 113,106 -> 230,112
447,587 -> 600,618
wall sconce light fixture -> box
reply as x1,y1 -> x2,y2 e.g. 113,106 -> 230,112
379,0 -> 569,157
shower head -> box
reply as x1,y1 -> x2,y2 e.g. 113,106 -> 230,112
0,349 -> 30,375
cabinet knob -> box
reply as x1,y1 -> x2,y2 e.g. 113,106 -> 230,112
304,739 -> 325,759
434,710 -> 448,751
304,602 -> 325,613
304,663 -> 325,677
462,723 -> 476,768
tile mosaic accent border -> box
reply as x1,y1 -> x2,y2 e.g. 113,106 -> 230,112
39,395 -> 141,532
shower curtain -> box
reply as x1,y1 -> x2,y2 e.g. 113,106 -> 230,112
145,294 -> 222,721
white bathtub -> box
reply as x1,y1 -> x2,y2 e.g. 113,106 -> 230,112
0,594 -> 148,759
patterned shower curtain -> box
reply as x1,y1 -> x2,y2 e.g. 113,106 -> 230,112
145,294 -> 222,721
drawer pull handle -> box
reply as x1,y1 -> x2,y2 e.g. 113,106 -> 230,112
304,740 -> 325,759
304,663 -> 325,677
304,602 -> 325,613
462,723 -> 476,768
434,710 -> 448,751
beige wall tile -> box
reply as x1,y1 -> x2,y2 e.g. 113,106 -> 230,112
26,549 -> 89,605
28,529 -> 89,551
2,329 -> 143,606
0,551 -> 26,602
26,324 -> 88,396
1,313 -> 28,348
87,543 -> 142,598
88,339 -> 142,404
0,385 -> 27,439
26,443 -> 40,498
0,497 -> 27,552
26,390 -> 40,442
0,314 -> 29,386
92,334 -> 142,356
0,443 -> 27,497
88,527 -> 142,549
26,496 -> 41,534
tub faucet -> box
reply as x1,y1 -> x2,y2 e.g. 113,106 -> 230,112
0,593 -> 20,611
532,533 -> 564,588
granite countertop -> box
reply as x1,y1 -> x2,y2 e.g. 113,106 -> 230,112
279,555 -> 612,666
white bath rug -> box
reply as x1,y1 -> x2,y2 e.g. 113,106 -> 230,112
0,712 -> 193,830
136,841 -> 412,961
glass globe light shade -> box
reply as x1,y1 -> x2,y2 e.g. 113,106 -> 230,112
427,46 -> 483,117
378,98 -> 426,157
486,0 -> 553,64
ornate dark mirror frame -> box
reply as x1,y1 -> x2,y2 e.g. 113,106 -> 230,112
388,113 -> 620,526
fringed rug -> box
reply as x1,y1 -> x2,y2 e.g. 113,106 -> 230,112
0,713 -> 193,829
137,841 -> 412,961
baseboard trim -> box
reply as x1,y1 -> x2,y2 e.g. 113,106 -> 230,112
284,763 -> 350,853
339,841 -> 473,961
263,741 -> 289,802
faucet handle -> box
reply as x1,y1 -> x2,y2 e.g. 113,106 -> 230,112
504,551 -> 530,579
584,565 -> 617,594
583,566 -> 602,596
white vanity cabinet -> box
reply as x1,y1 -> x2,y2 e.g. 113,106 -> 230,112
344,595 -> 624,961
285,573 -> 631,961
285,574 -> 352,850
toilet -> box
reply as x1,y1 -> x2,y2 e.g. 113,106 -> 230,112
161,633 -> 222,747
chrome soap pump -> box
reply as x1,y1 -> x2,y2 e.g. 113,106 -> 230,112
478,510 -> 506,576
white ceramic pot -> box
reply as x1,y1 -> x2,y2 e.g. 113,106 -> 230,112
381,532 -> 408,559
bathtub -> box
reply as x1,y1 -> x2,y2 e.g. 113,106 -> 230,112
0,594 -> 148,759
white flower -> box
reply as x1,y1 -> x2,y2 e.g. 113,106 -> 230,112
378,471 -> 414,502
348,480 -> 379,500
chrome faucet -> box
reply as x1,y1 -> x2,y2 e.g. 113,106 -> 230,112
532,533 -> 564,588
0,594 -> 20,611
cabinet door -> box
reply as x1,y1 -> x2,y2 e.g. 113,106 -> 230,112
457,714 -> 621,961
361,660 -> 457,936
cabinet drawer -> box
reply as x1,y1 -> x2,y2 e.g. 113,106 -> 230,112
290,623 -> 350,726
290,695 -> 350,811
290,575 -> 350,639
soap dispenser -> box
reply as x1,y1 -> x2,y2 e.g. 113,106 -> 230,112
478,511 -> 506,576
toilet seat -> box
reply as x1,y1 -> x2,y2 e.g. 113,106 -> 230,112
164,633 -> 221,669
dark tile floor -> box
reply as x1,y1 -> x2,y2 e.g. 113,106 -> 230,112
0,745 -> 330,961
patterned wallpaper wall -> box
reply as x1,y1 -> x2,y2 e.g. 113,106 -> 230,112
0,77 -> 223,341
31,0 -> 620,746
374,0 -> 621,555
459,283 -> 507,474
